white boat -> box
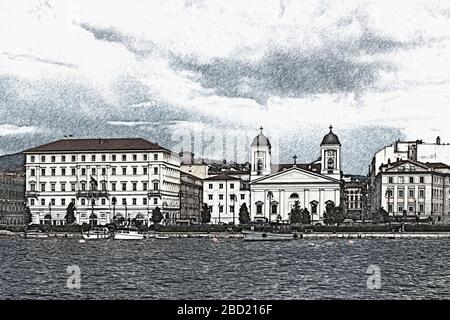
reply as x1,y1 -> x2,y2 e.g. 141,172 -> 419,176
82,226 -> 111,240
113,227 -> 144,240
242,230 -> 296,241
24,230 -> 49,238
155,235 -> 170,239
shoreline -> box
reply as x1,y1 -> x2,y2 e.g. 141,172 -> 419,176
3,230 -> 450,239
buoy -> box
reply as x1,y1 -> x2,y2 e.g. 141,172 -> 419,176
348,240 -> 354,245
211,237 -> 219,243
79,239 -> 86,244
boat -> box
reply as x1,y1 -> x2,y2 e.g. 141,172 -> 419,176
24,230 -> 49,239
113,227 -> 144,240
82,226 -> 111,240
242,230 -> 297,241
155,235 -> 170,239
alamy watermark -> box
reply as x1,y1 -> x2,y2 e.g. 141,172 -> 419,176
366,265 -> 381,290
66,265 -> 81,290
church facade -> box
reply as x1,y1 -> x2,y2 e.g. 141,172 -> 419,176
248,127 -> 343,224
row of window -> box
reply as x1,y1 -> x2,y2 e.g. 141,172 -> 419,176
30,181 -> 159,192
386,188 -> 426,199
30,154 -> 159,163
207,194 -> 246,201
388,203 -> 425,213
388,176 -> 426,184
207,183 -> 246,190
30,166 -> 159,177
29,197 -> 159,206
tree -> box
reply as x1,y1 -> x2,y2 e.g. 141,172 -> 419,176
24,206 -> 33,225
65,202 -> 76,225
201,203 -> 211,224
300,208 -> 311,225
151,206 -> 163,225
323,202 -> 345,225
238,203 -> 250,224
372,207 -> 389,224
289,202 -> 302,224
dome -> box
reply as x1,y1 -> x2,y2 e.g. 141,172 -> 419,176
251,127 -> 271,148
321,126 -> 341,146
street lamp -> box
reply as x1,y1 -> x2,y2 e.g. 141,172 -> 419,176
267,191 -> 273,224
232,195 -> 237,225
218,202 -> 221,225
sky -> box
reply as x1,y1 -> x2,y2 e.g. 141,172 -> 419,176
1,0 -> 450,174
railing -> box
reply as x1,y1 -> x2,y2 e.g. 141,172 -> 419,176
147,190 -> 161,197
76,191 -> 109,198
25,191 -> 39,198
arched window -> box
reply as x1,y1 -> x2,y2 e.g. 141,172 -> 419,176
257,159 -> 263,172
328,157 -> 334,169
289,193 -> 299,199
310,201 -> 318,214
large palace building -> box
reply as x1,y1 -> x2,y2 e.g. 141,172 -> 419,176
23,138 -> 181,226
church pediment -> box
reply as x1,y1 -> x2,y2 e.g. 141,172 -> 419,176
251,166 -> 340,185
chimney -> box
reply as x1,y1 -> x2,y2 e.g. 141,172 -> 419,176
436,136 -> 441,145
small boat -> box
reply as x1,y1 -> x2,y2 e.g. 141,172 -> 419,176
155,235 -> 170,239
82,226 -> 111,240
113,227 -> 144,240
24,230 -> 49,239
242,230 -> 296,241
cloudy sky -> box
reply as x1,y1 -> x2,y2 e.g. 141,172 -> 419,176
1,0 -> 450,174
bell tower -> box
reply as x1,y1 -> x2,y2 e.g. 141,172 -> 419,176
320,125 -> 341,180
250,127 -> 272,180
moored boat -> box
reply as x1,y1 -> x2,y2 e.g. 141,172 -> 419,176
82,226 -> 111,240
155,235 -> 170,239
113,227 -> 144,240
242,230 -> 296,241
24,230 -> 49,239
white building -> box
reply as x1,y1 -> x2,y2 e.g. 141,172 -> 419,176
23,138 -> 181,226
203,126 -> 343,224
372,159 -> 450,222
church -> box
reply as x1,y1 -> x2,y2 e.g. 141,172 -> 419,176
248,126 -> 343,224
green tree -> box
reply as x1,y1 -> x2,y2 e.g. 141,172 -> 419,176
289,202 -> 302,224
24,206 -> 33,225
323,202 -> 345,225
201,203 -> 211,224
238,203 -> 250,224
65,202 -> 76,225
151,206 -> 163,225
300,208 -> 311,225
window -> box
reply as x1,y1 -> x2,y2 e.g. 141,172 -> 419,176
41,168 -> 46,176
31,156 -> 35,163
101,199 -> 106,205
30,169 -> 35,176
122,168 -> 127,175
81,168 -> 86,176
30,199 -> 35,206
409,177 -> 414,184
61,199 -> 66,206
81,199 -> 86,205
398,177 -> 404,184
419,189 -> 425,198
101,182 -> 106,191
219,183 -> 224,189
388,204 -> 393,213
61,156 -> 66,162
154,154 -> 158,161
133,154 -> 137,161
154,167 -> 158,175
112,168 -> 116,175
102,155 -> 106,162
50,199 -> 55,206
51,156 -> 55,162
398,189 -> 404,198
143,182 -> 148,191
92,155 -> 96,162
153,198 -> 158,205
230,205 -> 235,213
230,183 -> 234,189
409,189 -> 415,198
219,194 -> 224,200
122,183 -> 127,191
388,177 -> 393,183
132,198 -> 137,205
143,154 -> 148,161
61,168 -> 66,176
230,195 -> 235,201
143,198 -> 147,205
240,194 -> 245,200
219,206 -> 223,213
153,182 -> 159,190
51,168 -> 56,176
209,184 -> 213,189
419,204 -> 424,213
143,167 -> 148,175
61,183 -> 66,192
398,205 -> 404,213
40,183 -> 45,191
112,155 -> 117,162
41,199 -> 45,205
132,183 -> 137,191
91,168 -> 96,176
81,155 -> 86,162
30,183 -> 36,191
420,177 -> 424,183
133,168 -> 137,175
41,156 -> 46,162
122,199 -> 127,205
208,194 -> 213,200
408,205 -> 414,212
101,168 -> 106,176
71,155 -> 76,162
71,183 -> 76,192
71,168 -> 76,176
122,155 -> 127,161
271,204 -> 277,214
81,182 -> 86,191
256,204 -> 263,214
111,182 -> 116,191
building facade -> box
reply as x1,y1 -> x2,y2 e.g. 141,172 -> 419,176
372,159 -> 450,222
23,138 -> 181,226
0,171 -> 26,225
179,172 -> 203,223
342,174 -> 367,220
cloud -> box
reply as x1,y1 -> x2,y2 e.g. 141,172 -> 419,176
0,124 -> 40,136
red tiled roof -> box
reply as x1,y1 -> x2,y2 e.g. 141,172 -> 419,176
23,138 -> 171,153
